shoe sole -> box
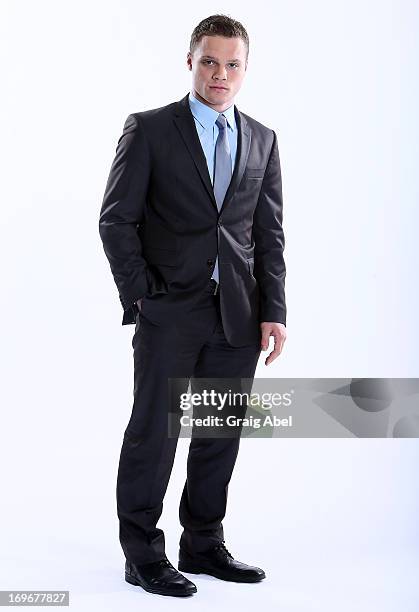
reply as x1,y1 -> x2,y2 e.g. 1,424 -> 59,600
125,572 -> 197,596
178,562 -> 266,583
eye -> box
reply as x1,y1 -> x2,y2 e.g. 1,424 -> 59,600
203,60 -> 215,65
229,63 -> 239,68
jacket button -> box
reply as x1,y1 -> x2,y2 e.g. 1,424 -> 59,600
207,259 -> 214,266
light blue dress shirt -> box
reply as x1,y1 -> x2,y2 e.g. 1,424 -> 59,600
188,90 -> 238,285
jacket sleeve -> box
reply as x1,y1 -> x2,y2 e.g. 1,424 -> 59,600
99,113 -> 151,319
252,129 -> 287,325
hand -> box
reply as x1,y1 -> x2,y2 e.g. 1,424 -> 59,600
136,298 -> 143,311
260,322 -> 287,366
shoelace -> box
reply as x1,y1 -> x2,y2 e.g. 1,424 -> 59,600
214,540 -> 234,559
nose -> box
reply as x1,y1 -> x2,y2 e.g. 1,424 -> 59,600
213,66 -> 227,81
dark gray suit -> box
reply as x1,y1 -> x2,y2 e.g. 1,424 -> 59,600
99,92 -> 286,565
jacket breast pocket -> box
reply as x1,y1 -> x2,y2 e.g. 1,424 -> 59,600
244,168 -> 265,180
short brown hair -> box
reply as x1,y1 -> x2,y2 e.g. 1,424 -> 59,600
190,14 -> 249,60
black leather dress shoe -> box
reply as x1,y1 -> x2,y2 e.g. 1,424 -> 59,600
178,540 -> 266,583
125,557 -> 197,596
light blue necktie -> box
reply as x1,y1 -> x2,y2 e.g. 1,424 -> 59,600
212,114 -> 232,284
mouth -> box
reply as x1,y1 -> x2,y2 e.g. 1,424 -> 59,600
210,86 -> 228,91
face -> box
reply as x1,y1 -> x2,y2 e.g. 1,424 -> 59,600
187,35 -> 248,112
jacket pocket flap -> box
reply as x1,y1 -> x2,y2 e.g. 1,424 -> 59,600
144,247 -> 179,267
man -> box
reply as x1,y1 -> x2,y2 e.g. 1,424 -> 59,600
99,14 -> 287,598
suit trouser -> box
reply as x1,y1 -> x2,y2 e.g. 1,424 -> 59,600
116,278 -> 261,565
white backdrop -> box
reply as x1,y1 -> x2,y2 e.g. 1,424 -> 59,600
1,1 -> 418,610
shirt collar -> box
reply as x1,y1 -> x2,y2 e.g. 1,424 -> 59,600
188,90 -> 236,132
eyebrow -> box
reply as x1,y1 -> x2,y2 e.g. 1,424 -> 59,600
201,55 -> 241,62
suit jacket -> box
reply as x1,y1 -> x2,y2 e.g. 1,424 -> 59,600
99,91 -> 286,347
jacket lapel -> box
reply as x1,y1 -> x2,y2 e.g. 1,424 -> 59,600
173,92 -> 251,215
